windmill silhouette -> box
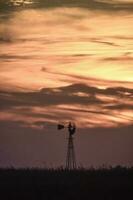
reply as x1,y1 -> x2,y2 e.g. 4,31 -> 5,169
57,122 -> 76,170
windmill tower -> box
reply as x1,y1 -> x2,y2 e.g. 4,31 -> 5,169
57,122 -> 76,170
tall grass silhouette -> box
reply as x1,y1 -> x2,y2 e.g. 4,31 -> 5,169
0,166 -> 133,200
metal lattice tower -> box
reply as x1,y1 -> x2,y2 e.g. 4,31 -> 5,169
66,134 -> 76,169
57,122 -> 77,170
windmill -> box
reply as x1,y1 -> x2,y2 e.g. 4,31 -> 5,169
57,122 -> 77,170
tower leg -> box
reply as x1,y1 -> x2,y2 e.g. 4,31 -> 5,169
66,135 -> 76,170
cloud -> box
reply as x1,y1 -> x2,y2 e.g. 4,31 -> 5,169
104,103 -> 133,110
0,5 -> 132,93
101,55 -> 133,62
0,83 -> 132,108
0,54 -> 32,61
0,84 -> 104,109
0,0 -> 133,12
89,38 -> 120,47
95,0 -> 133,4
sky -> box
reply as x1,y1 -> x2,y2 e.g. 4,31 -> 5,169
0,0 -> 133,168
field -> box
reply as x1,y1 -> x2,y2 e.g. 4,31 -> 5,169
0,167 -> 133,200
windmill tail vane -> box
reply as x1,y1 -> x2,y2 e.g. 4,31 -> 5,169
57,124 -> 65,130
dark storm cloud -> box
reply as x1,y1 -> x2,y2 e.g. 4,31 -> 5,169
0,0 -> 133,11
0,84 -> 132,110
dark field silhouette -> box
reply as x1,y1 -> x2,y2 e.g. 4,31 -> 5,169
0,167 -> 133,200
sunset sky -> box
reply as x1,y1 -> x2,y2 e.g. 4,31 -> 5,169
0,0 -> 133,168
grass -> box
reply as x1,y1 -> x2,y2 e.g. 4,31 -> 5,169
0,166 -> 133,199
